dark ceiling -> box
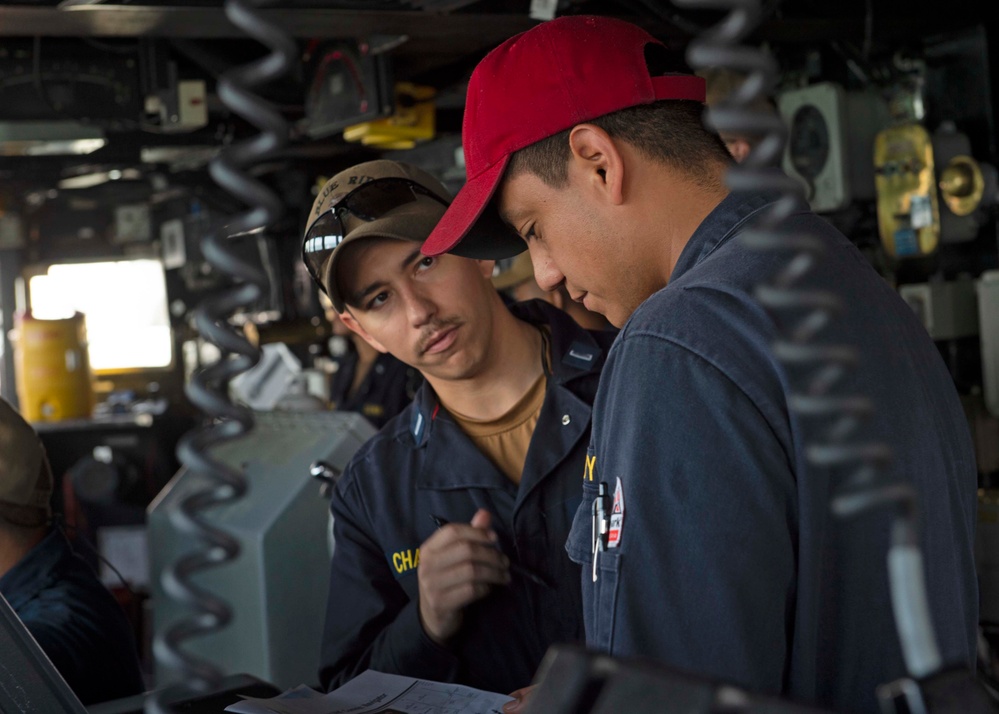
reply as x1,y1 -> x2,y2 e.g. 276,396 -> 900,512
0,0 -> 993,215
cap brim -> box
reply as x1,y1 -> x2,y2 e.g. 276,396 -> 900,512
421,157 -> 525,260
0,502 -> 49,528
325,201 -> 446,312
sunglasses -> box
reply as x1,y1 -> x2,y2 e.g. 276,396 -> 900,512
302,177 -> 449,296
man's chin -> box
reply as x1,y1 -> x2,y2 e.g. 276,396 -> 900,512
420,349 -> 487,384
604,304 -> 634,329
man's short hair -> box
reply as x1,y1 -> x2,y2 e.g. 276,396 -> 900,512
507,100 -> 732,189
421,16 -> 715,259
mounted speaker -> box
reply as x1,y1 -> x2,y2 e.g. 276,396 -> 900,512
778,82 -> 890,213
303,40 -> 394,139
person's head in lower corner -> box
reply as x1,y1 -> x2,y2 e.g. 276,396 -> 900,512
421,15 -> 733,329
302,159 -> 513,384
0,397 -> 53,569
492,253 -> 610,332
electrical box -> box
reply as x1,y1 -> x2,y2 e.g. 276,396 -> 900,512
114,204 -> 152,244
778,82 -> 890,213
160,217 -> 186,270
304,41 -> 394,139
148,410 -> 377,690
144,79 -> 209,133
0,212 -> 23,249
980,271 -> 999,419
873,123 -> 941,258
898,279 -> 979,340
175,80 -> 208,130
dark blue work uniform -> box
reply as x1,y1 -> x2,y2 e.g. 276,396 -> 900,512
329,349 -> 421,430
0,529 -> 145,705
319,300 -> 614,694
567,191 -> 978,713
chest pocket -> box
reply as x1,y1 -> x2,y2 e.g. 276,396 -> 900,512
566,478 -> 623,654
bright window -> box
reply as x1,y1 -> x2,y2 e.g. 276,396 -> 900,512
29,260 -> 172,371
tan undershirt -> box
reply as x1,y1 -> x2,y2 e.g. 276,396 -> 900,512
449,370 -> 547,485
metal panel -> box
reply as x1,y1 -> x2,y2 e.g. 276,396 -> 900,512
0,6 -> 537,42
980,271 -> 999,418
147,409 -> 376,689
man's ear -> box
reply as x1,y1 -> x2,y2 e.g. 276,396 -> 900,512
476,259 -> 496,280
567,124 -> 625,206
339,309 -> 389,354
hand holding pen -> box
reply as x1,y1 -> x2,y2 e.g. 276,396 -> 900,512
417,508 -> 510,645
432,514 -> 553,589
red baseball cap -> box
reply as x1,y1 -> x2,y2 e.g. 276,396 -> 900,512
421,15 -> 705,259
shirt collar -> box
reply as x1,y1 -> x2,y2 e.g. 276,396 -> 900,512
0,529 -> 66,610
408,298 -> 606,447
510,299 -> 605,384
670,186 -> 792,284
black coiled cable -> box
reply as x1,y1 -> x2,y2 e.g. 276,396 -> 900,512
674,0 -> 943,680
147,1 -> 296,711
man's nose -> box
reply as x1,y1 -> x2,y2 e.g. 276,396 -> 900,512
528,245 -> 565,293
403,286 -> 437,326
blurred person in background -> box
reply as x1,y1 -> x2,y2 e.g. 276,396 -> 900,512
698,65 -> 780,164
320,290 -> 421,429
0,397 -> 144,705
492,253 -> 611,332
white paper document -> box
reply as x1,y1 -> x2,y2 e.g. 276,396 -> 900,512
225,670 -> 515,714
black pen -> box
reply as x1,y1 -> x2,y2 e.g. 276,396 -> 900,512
430,514 -> 553,589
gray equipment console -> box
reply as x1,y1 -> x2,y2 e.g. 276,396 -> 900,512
147,410 -> 376,690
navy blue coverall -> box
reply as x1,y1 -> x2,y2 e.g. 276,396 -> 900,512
319,300 -> 615,694
0,529 -> 145,705
567,191 -> 978,713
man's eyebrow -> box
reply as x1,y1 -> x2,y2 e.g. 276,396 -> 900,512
401,246 -> 424,270
498,205 -> 525,228
347,246 -> 425,307
348,279 -> 386,308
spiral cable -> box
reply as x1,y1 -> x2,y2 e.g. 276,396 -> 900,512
147,1 -> 296,711
673,0 -> 943,679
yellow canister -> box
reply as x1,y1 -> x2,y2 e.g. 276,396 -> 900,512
12,311 -> 95,422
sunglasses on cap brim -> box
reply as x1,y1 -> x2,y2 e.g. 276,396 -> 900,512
302,177 -> 449,296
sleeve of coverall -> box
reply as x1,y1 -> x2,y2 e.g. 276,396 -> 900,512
589,332 -> 798,694
317,470 -> 460,691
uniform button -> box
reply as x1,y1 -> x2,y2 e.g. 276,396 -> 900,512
561,414 -> 571,425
